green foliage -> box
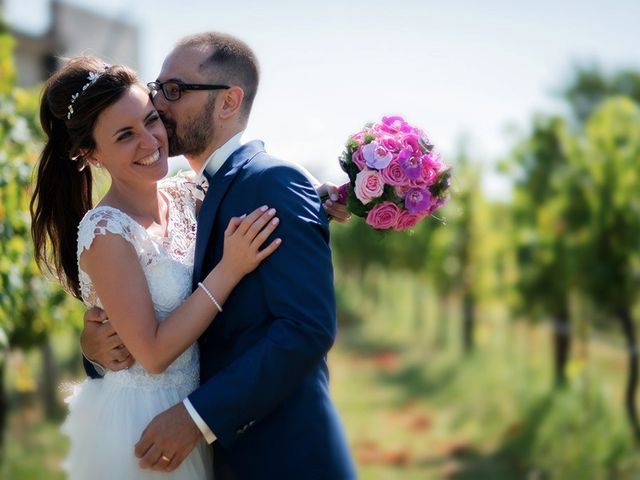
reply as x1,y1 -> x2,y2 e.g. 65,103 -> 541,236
0,24 -> 81,353
564,65 -> 640,124
509,116 -> 577,319
571,97 -> 640,311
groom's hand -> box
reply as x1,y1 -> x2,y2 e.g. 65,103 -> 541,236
80,307 -> 134,371
135,402 -> 203,472
316,182 -> 351,223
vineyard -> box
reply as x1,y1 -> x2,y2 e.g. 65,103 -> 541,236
3,16 -> 640,479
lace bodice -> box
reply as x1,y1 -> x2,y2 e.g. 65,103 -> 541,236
77,174 -> 202,390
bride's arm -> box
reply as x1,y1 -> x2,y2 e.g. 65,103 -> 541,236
80,207 -> 281,374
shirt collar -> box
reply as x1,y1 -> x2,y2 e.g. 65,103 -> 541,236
197,131 -> 245,182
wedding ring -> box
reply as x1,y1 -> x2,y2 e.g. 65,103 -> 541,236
160,454 -> 171,462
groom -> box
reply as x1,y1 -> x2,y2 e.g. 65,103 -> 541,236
80,32 -> 356,479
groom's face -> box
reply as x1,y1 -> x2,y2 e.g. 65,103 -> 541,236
153,46 -> 219,157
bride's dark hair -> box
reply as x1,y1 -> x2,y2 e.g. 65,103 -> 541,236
30,56 -> 138,298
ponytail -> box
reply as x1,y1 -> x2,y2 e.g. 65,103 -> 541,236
31,105 -> 93,299
30,57 -> 138,299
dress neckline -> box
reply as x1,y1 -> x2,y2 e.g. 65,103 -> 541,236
92,190 -> 174,241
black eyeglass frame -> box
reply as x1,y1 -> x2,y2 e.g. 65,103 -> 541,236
147,81 -> 231,101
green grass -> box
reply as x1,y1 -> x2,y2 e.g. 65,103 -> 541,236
3,267 -> 640,479
330,267 -> 640,479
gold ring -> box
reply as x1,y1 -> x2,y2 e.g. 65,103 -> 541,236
160,454 -> 171,462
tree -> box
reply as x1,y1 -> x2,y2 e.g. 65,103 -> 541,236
509,115 -> 580,387
570,97 -> 640,440
563,65 -> 640,123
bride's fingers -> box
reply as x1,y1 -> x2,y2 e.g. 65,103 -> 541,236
235,206 -> 270,236
250,216 -> 280,249
244,209 -> 277,243
224,216 -> 244,237
255,238 -> 283,262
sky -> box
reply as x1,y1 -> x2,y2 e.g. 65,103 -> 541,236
5,0 -> 640,198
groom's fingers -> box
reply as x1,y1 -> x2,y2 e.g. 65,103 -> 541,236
138,443 -> 164,469
134,428 -> 154,459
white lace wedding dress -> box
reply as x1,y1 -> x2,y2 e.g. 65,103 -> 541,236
62,175 -> 212,480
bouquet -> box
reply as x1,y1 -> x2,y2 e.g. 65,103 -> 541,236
335,116 -> 450,231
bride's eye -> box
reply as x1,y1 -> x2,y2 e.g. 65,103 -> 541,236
146,115 -> 160,125
116,131 -> 133,142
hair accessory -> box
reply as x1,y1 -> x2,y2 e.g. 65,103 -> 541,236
66,64 -> 111,120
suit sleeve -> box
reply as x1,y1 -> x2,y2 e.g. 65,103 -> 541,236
82,355 -> 104,379
187,165 -> 336,447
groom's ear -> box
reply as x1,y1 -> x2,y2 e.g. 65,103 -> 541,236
218,86 -> 245,120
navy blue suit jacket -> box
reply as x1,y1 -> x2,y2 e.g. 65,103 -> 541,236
189,140 -> 355,479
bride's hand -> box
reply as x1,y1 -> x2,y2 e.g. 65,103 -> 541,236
219,206 -> 282,280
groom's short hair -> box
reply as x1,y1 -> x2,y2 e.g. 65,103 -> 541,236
177,32 -> 260,119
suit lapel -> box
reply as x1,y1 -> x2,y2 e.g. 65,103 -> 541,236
192,140 -> 265,289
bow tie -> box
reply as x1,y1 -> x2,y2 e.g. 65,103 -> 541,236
197,175 -> 209,194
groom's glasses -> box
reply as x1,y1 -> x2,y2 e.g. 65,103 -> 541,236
147,81 -> 230,102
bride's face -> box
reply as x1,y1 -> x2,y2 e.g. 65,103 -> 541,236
89,83 -> 169,186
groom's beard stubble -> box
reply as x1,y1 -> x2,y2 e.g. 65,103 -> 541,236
162,94 -> 217,157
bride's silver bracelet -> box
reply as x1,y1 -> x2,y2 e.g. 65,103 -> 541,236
198,281 -> 223,313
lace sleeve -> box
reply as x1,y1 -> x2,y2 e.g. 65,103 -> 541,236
160,172 -> 204,209
77,207 -> 139,257
76,207 -> 143,306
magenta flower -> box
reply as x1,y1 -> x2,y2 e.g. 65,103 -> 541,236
351,147 -> 366,170
381,116 -> 413,134
398,149 -> 423,180
378,135 -> 401,153
400,133 -> 422,154
362,141 -> 393,170
404,188 -> 433,214
337,183 -> 350,204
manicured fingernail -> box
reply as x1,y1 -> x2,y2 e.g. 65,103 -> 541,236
272,217 -> 279,224
261,205 -> 269,212
240,214 -> 247,219
268,208 -> 276,215
325,200 -> 333,207
275,238 -> 282,244
330,194 -> 338,201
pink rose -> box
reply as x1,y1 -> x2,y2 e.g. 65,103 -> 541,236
365,202 -> 401,230
380,159 -> 412,187
351,148 -> 366,170
393,210 -> 422,231
351,131 -> 366,144
354,169 -> 384,204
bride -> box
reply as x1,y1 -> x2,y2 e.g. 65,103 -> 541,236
30,57 -> 283,479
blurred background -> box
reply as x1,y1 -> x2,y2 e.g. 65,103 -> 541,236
2,0 -> 640,478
